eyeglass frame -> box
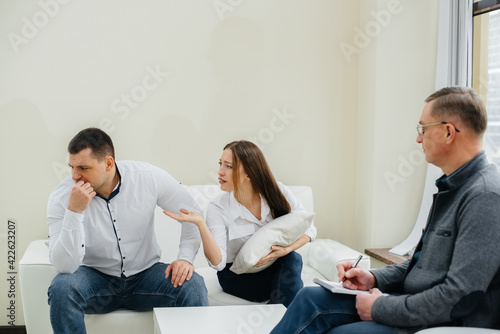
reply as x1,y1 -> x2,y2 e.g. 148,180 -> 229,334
416,122 -> 460,136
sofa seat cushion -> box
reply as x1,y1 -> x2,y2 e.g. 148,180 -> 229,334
196,264 -> 327,306
196,267 -> 263,306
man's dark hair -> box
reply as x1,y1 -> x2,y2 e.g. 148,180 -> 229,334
68,128 -> 115,161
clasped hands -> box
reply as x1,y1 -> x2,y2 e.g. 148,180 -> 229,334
337,260 -> 383,321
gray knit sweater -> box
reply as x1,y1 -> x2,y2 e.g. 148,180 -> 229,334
371,152 -> 500,333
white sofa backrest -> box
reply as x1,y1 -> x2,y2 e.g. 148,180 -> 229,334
153,185 -> 314,268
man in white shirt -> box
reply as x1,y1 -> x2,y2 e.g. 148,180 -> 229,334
47,128 -> 208,334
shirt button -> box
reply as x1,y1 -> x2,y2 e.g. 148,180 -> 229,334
123,257 -> 126,259
81,244 -> 84,247
118,238 -> 121,241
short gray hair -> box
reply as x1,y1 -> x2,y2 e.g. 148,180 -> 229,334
425,87 -> 487,136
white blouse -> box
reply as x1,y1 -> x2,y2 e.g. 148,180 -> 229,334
205,182 -> 317,271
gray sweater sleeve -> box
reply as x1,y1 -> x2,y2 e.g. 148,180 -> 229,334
371,260 -> 409,293
370,191 -> 500,328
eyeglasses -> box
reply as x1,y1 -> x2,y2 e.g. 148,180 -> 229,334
416,122 -> 460,136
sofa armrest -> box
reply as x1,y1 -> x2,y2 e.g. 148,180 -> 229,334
20,239 -> 57,334
301,239 -> 370,281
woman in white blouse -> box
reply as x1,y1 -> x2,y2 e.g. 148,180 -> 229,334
165,140 -> 316,306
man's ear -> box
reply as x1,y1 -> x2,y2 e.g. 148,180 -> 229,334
445,124 -> 457,144
105,156 -> 114,170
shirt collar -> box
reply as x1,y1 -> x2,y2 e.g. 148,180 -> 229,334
228,191 -> 270,223
96,163 -> 122,202
435,151 -> 488,192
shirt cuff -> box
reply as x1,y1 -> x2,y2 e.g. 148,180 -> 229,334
177,248 -> 196,265
63,208 -> 85,231
305,225 -> 317,242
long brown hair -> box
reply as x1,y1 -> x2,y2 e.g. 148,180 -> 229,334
224,140 -> 291,219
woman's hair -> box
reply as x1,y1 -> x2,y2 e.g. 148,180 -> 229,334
224,140 -> 291,219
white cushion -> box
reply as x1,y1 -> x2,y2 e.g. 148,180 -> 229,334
229,212 -> 315,274
196,262 -> 326,306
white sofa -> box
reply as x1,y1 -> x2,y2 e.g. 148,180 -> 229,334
416,328 -> 500,333
19,185 -> 369,334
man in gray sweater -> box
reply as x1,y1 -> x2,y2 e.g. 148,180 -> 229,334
271,87 -> 500,334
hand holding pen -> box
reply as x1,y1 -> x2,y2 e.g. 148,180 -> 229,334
337,254 -> 376,291
341,254 -> 363,283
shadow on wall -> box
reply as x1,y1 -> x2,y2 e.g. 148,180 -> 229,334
0,99 -> 65,243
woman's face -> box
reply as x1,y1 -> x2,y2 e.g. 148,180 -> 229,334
218,148 -> 247,192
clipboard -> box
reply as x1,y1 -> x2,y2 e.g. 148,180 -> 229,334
313,278 -> 370,296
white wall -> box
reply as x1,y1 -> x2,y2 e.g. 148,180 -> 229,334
0,0 -> 438,326
353,0 -> 439,250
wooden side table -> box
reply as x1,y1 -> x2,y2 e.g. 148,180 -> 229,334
364,248 -> 411,266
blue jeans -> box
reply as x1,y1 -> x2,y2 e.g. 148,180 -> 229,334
217,251 -> 303,307
270,286 -> 395,334
47,262 -> 208,334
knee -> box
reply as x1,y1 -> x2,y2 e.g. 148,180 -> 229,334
177,272 -> 208,306
48,273 -> 80,305
295,286 -> 324,305
279,251 -> 303,272
277,252 -> 303,281
284,287 -> 321,313
284,251 -> 302,264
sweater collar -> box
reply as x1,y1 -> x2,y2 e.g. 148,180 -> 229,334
435,151 -> 488,192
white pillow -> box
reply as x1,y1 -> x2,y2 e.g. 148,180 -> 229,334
229,211 -> 315,274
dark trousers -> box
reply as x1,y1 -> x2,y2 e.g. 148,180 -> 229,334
217,251 -> 304,307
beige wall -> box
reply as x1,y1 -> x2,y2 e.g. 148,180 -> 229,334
0,0 -> 438,326
352,0 -> 439,250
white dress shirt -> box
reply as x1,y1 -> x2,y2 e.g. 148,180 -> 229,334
206,182 -> 317,271
47,160 -> 202,277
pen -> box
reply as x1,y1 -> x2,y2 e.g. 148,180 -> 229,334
341,254 -> 363,283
